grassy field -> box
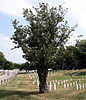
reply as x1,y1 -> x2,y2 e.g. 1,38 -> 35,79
0,70 -> 86,100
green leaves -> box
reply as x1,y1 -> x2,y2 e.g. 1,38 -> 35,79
11,3 -> 77,69
3,61 -> 14,70
0,52 -> 6,68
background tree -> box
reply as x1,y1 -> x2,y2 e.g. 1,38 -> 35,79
11,3 -> 77,93
74,39 -> 86,69
55,45 -> 66,70
20,62 -> 29,73
20,62 -> 36,73
14,63 -> 21,69
64,46 -> 77,70
0,52 -> 6,69
20,62 -> 36,72
3,61 -> 14,70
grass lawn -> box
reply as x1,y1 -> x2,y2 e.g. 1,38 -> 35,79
0,69 -> 86,100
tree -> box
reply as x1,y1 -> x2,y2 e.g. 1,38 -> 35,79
20,62 -> 36,72
3,61 -> 14,70
64,46 -> 77,70
11,3 -> 77,93
20,62 -> 29,73
55,45 -> 66,70
0,52 -> 6,69
75,39 -> 86,69
14,63 -> 21,69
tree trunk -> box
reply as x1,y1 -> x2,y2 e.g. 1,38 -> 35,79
37,67 -> 48,93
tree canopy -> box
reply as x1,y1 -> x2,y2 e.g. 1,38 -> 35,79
0,52 -> 15,70
0,52 -> 6,69
3,61 -> 14,70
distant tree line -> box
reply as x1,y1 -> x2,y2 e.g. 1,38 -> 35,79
53,39 -> 86,70
0,52 -> 14,70
0,39 -> 86,70
0,52 -> 36,70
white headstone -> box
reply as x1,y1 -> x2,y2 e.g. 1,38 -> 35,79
50,81 -> 52,85
75,81 -> 77,84
64,80 -> 65,84
70,83 -> 72,87
82,84 -> 84,89
37,82 -> 39,87
79,84 -> 81,90
76,84 -> 78,90
64,84 -> 66,88
54,83 -> 56,90
49,85 -> 51,91
73,82 -> 75,86
67,83 -> 69,88
58,82 -> 60,85
33,81 -> 34,84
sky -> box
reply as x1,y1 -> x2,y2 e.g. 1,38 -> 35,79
0,0 -> 86,63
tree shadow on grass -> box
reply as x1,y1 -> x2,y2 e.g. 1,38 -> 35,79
0,89 -> 40,100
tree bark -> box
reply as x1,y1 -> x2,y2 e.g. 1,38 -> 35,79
37,67 -> 48,93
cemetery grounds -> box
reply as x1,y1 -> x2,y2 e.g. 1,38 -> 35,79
0,69 -> 86,100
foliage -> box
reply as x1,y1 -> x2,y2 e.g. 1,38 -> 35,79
3,60 -> 14,70
14,63 -> 21,69
54,45 -> 66,70
20,62 -> 29,73
11,3 -> 77,93
0,52 -> 6,69
54,39 -> 86,70
75,39 -> 86,69
64,46 -> 77,69
20,62 -> 36,73
11,3 -> 76,67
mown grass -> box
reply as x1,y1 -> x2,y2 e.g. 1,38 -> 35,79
0,70 -> 86,100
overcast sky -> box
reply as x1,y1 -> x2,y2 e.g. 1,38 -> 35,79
0,0 -> 86,63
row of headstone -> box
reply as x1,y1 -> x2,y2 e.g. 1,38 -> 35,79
76,84 -> 86,90
32,79 -> 68,86
63,81 -> 77,88
48,70 -> 80,77
49,82 -> 86,91
46,79 -> 85,91
49,83 -> 57,91
29,71 -> 85,84
48,70 -> 65,77
49,79 -> 86,91
28,69 -> 84,79
31,75 -> 86,92
28,70 -> 72,80
28,73 -> 38,79
32,77 -> 85,88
